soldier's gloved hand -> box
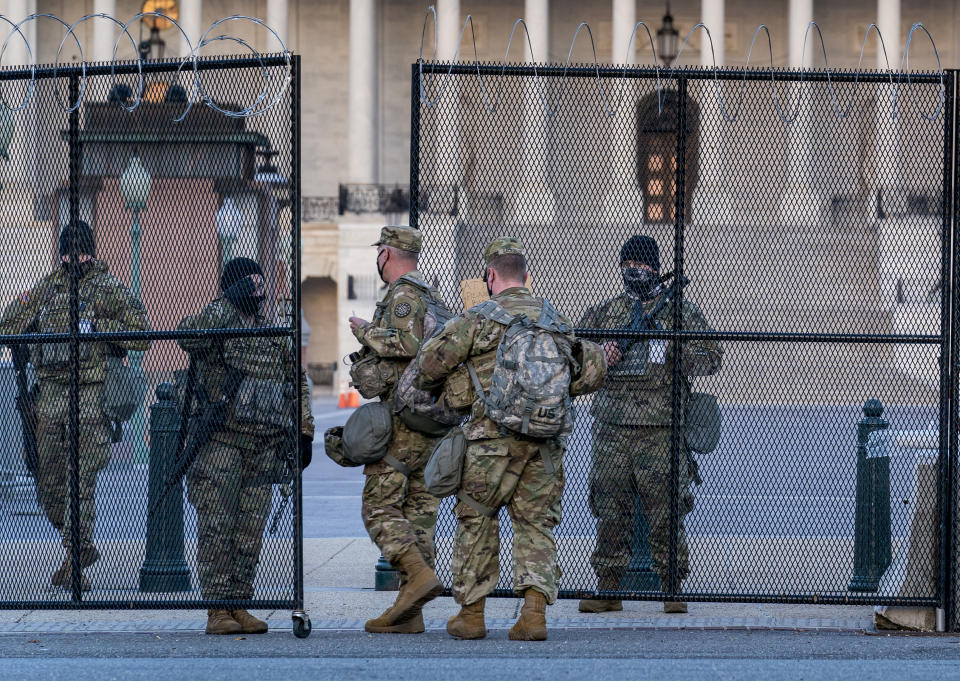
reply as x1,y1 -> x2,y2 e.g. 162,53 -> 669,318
603,341 -> 622,366
300,434 -> 313,470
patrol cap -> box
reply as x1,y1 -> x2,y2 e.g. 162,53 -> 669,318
372,225 -> 422,254
483,236 -> 525,264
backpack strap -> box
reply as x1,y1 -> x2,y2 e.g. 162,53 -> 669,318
471,299 -> 516,326
457,490 -> 498,517
382,453 -> 412,477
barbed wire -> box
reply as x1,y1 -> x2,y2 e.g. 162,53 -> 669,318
418,4 -> 944,123
0,12 -> 291,120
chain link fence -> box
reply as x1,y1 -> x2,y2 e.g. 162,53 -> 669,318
413,63 -> 951,610
0,54 -> 304,617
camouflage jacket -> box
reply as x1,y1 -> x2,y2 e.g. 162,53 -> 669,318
0,259 -> 151,385
177,298 -> 315,449
352,270 -> 430,401
579,290 -> 722,426
413,286 -> 576,441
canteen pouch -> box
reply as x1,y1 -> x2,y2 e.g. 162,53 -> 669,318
684,392 -> 722,454
101,354 -> 147,423
348,353 -> 396,399
423,427 -> 467,498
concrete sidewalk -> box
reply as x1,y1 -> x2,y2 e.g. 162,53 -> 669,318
0,537 -> 875,634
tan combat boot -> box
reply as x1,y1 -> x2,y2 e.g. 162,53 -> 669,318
509,589 -> 548,641
578,577 -> 622,613
205,609 -> 243,635
389,547 -> 443,623
231,609 -> 268,634
365,606 -> 425,634
51,547 -> 101,588
663,601 -> 688,614
446,598 -> 486,640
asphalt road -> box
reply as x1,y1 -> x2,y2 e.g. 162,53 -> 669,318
0,630 -> 959,681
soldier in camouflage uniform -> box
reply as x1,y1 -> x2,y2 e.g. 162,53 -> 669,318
177,257 -> 315,635
347,226 -> 444,635
578,235 -> 722,615
0,221 -> 151,591
413,237 -> 592,642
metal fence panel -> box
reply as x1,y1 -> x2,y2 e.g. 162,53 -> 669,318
414,63 -> 950,606
0,55 -> 302,611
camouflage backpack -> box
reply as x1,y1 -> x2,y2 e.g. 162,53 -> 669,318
467,299 -> 575,439
392,273 -> 466,436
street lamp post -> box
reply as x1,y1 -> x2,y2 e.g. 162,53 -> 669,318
216,196 -> 242,266
120,155 -> 152,461
657,2 -> 679,66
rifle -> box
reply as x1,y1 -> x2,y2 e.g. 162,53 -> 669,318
147,363 -> 244,520
617,272 -> 690,355
268,445 -> 296,535
10,342 -> 39,481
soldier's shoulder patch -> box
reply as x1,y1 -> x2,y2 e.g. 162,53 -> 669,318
393,301 -> 412,318
18,290 -> 30,304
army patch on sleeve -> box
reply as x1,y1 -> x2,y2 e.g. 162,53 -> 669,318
393,301 -> 412,318
18,291 -> 30,304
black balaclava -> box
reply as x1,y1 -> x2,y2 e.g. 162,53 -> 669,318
221,257 -> 264,316
619,235 -> 660,300
59,221 -> 96,277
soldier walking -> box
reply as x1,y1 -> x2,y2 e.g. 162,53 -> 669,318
177,257 -> 315,635
347,226 -> 446,634
412,237 -> 605,641
577,235 -> 722,614
0,221 -> 151,591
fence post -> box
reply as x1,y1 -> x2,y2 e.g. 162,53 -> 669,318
848,398 -> 892,592
139,383 -> 191,592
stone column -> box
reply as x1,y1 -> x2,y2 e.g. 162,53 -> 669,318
515,0 -> 554,225
612,0 -> 635,65
778,0 -> 827,226
874,0 -> 902,217
693,0 -> 732,225
93,0 -> 117,62
700,0 -> 724,67
267,0 -> 289,48
179,0 -> 202,58
604,0 -> 643,224
348,0 -> 377,184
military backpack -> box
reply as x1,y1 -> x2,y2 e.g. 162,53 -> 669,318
467,298 -> 575,439
391,274 -> 467,436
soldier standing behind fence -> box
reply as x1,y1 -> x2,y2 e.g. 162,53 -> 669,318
0,221 -> 151,591
412,237 -> 605,641
578,235 -> 722,614
347,226 -> 446,634
177,257 -> 315,635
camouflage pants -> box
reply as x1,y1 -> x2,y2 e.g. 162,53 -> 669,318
187,439 -> 275,600
35,381 -> 110,553
452,437 -> 564,606
588,423 -> 695,589
361,416 -> 439,570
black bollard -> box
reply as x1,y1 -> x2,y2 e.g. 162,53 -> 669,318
848,399 -> 892,592
621,497 -> 662,592
139,383 -> 191,592
375,554 -> 401,591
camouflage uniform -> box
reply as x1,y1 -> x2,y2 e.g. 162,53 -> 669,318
178,298 -> 314,601
413,238 -> 572,606
354,226 -> 440,573
0,259 -> 150,557
580,291 -> 722,589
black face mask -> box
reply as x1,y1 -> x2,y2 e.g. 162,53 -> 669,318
376,251 -> 388,284
622,266 -> 659,300
224,277 -> 264,317
62,260 -> 93,279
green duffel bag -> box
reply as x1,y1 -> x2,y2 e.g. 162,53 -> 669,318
423,427 -> 467,498
684,392 -> 721,454
102,354 -> 147,424
341,400 -> 393,465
